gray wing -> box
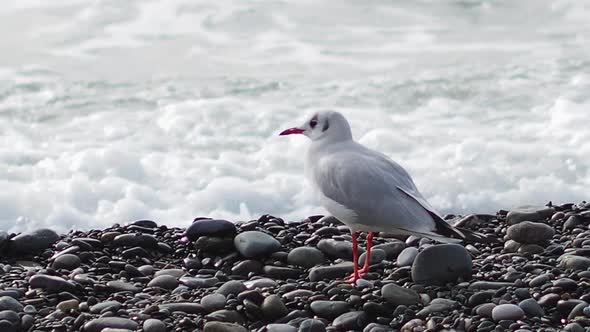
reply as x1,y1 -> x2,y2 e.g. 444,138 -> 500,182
313,145 -> 438,234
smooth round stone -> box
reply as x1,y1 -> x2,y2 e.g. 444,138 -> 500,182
143,319 -> 167,332
147,275 -> 178,290
83,317 -> 139,332
411,244 -> 472,285
396,247 -> 418,267
203,321 -> 248,332
0,297 -> 23,312
8,228 -> 60,255
476,303 -> 496,318
506,221 -> 554,244
317,239 -> 363,260
201,293 -> 227,312
529,274 -> 551,287
538,293 -> 560,307
114,233 -> 158,248
265,324 -> 297,332
180,277 -> 219,289
90,301 -> 122,314
205,309 -> 244,324
564,323 -> 585,332
506,206 -> 555,225
504,240 -> 522,253
261,295 -> 289,320
29,275 -> 76,293
559,255 -> 590,270
262,266 -> 302,279
130,219 -> 158,228
381,283 -> 420,305
234,231 -> 281,258
0,310 -> 19,324
359,249 -> 386,266
287,247 -> 326,268
310,301 -> 350,319
309,262 -> 354,282
492,304 -> 525,321
518,244 -> 544,255
107,281 -> 141,293
519,298 -> 544,317
158,303 -> 204,314
553,278 -> 578,291
243,278 -> 277,289
57,299 -> 79,312
332,311 -> 368,331
217,280 -> 246,296
185,219 -> 237,241
416,298 -> 457,318
231,260 -> 263,276
52,253 -> 81,270
298,319 -> 326,332
21,314 -> 34,330
373,241 -> 405,259
468,291 -> 495,307
154,268 -> 185,278
138,265 -> 154,276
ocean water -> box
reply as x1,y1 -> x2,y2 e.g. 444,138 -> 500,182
0,0 -> 589,233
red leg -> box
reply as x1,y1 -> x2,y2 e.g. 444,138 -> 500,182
359,232 -> 373,274
345,231 -> 360,284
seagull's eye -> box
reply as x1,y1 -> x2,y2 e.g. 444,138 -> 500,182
310,119 -> 318,128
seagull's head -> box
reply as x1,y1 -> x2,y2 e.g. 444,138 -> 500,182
279,111 -> 353,142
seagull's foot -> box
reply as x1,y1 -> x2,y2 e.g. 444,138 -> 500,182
344,269 -> 367,284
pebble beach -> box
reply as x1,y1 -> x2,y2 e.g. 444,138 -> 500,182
1,203 -> 590,331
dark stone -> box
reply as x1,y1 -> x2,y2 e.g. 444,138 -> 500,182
411,244 -> 472,285
234,231 -> 281,258
231,260 -> 263,276
262,266 -> 302,279
298,319 -> 326,332
519,298 -> 544,317
317,239 -> 363,260
373,241 -> 405,260
309,262 -> 353,282
203,321 -> 248,332
0,297 -> 23,312
8,229 -> 59,255
83,317 -> 139,332
106,281 -> 141,293
261,295 -> 289,320
206,309 -> 244,324
332,311 -> 368,331
147,275 -> 179,290
506,221 -> 554,244
506,207 -> 555,225
29,275 -> 77,293
310,301 -> 350,319
90,301 -> 122,314
143,318 -> 167,332
186,219 -> 237,240
217,281 -> 246,296
159,303 -> 204,314
287,247 -> 326,268
381,283 -> 420,305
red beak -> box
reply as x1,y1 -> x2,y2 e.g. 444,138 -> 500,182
279,127 -> 305,136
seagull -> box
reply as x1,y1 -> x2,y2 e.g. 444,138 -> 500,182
280,110 -> 496,284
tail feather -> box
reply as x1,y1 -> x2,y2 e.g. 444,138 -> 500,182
429,211 -> 500,244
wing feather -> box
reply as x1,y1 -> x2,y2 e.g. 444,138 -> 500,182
311,144 -> 436,233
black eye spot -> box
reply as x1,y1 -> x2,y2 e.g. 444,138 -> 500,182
310,119 -> 318,128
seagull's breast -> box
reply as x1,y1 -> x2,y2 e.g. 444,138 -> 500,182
318,190 -> 358,225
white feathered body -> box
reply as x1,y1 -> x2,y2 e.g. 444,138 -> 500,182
305,139 -> 445,238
